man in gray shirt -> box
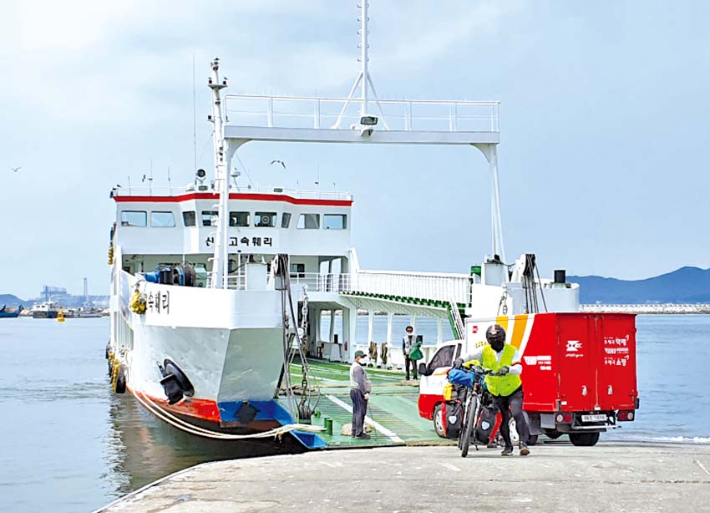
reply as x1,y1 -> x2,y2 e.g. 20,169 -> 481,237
350,350 -> 372,439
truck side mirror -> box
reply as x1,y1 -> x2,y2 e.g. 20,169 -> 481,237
418,362 -> 429,376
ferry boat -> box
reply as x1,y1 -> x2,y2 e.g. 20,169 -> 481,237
106,4 -> 619,450
32,301 -> 60,319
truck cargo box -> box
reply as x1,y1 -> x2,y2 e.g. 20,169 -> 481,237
517,313 -> 638,413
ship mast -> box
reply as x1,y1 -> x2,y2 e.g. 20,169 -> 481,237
208,58 -> 229,289
332,0 -> 389,130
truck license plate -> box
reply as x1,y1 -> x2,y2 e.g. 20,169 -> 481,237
581,414 -> 607,422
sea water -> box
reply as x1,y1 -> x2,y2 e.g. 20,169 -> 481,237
0,315 -> 708,513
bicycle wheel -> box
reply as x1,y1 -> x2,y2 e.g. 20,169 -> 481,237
471,399 -> 482,450
461,394 -> 479,458
457,398 -> 469,450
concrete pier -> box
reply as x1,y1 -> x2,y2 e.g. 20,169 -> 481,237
99,442 -> 710,512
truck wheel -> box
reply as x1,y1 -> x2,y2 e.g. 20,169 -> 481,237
543,429 -> 563,440
527,435 -> 539,446
569,432 -> 600,447
433,404 -> 446,438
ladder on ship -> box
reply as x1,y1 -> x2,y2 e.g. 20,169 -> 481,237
448,300 -> 466,340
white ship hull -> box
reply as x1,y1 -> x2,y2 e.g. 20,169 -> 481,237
111,270 -> 288,431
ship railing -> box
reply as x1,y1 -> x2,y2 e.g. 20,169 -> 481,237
289,273 -> 352,293
350,270 -> 474,306
225,274 -> 248,290
224,94 -> 500,133
207,273 -> 248,290
210,270 -> 474,305
110,185 -> 352,201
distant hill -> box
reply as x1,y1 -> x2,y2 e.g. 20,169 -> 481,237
569,266 -> 710,304
0,294 -> 30,308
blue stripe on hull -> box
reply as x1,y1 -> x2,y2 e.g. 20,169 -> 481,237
218,399 -> 326,450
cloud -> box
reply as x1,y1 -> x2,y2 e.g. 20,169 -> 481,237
370,1 -> 529,71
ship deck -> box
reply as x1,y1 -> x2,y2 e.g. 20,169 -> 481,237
284,359 -> 451,449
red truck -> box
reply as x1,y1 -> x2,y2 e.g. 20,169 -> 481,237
418,312 -> 639,446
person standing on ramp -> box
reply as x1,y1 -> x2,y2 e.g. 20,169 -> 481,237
350,350 -> 372,439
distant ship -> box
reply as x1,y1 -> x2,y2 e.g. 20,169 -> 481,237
32,301 -> 60,319
0,305 -> 23,318
77,306 -> 103,318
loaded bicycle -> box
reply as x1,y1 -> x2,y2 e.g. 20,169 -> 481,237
452,365 -> 500,457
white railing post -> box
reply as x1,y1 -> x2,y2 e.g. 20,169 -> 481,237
267,98 -> 274,127
315,100 -> 321,129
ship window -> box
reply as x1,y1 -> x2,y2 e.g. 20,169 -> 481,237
201,211 -> 218,227
255,212 -> 276,227
297,213 -> 320,229
182,211 -> 196,227
121,211 -> 147,227
290,263 -> 305,278
151,211 -> 176,227
281,213 -> 292,228
229,211 -> 250,227
324,214 -> 347,230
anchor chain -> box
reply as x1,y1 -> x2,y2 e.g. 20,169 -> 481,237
275,254 -> 320,423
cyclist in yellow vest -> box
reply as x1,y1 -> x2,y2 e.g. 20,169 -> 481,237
458,324 -> 531,456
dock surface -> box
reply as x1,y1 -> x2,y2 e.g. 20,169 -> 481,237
99,442 -> 710,512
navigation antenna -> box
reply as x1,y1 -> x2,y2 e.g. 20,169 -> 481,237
332,1 -> 389,132
207,58 -> 229,289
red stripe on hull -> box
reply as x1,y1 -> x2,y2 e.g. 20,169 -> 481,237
130,390 -> 282,433
113,192 -> 353,207
132,389 -> 221,423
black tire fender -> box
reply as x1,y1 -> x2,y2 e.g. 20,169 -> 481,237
115,364 -> 128,394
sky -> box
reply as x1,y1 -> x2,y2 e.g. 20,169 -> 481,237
1,0 -> 709,299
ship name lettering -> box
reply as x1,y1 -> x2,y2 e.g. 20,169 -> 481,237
147,290 -> 170,315
206,236 -> 273,248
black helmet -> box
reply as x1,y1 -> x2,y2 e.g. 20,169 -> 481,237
485,324 -> 506,346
